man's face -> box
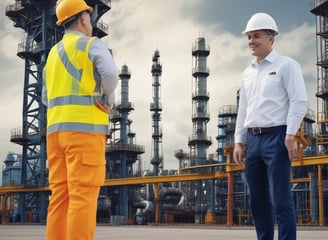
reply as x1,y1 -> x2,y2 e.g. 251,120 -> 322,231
246,30 -> 273,61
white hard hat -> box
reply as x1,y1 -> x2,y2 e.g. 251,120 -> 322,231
242,12 -> 279,35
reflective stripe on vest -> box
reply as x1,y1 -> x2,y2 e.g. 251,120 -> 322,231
45,33 -> 108,134
57,41 -> 83,83
48,95 -> 95,108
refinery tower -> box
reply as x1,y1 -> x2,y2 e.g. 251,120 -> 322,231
188,37 -> 214,223
150,50 -> 164,176
106,64 -> 145,223
189,37 -> 212,166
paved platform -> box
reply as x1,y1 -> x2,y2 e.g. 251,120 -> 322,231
0,224 -> 327,240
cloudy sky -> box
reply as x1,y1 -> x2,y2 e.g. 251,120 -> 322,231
0,0 -> 317,172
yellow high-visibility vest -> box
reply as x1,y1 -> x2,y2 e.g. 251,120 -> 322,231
44,33 -> 108,134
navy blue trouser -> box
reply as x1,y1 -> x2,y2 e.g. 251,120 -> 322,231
245,127 -> 296,240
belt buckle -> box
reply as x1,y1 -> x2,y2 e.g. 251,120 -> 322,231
252,127 -> 262,134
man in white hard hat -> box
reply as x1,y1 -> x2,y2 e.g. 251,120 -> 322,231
233,12 -> 308,240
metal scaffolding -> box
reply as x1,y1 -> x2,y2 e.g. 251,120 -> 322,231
150,50 -> 163,176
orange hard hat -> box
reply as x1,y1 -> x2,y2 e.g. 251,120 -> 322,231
56,0 -> 93,26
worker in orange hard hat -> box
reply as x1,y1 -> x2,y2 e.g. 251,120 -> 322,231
42,0 -> 118,239
55,0 -> 93,26
234,12 -> 308,240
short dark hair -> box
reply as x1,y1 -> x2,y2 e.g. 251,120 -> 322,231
62,11 -> 85,29
264,29 -> 277,36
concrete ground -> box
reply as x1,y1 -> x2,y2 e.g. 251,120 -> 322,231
0,224 -> 327,240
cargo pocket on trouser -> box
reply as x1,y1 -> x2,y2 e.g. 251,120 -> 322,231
72,152 -> 106,187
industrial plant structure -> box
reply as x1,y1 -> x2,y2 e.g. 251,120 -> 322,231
1,0 -> 328,227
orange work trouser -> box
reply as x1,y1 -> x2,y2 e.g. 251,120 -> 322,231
46,131 -> 106,240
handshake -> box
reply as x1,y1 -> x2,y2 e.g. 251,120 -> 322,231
95,94 -> 111,114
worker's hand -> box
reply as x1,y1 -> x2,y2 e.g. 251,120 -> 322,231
233,143 -> 245,167
95,94 -> 111,114
95,100 -> 110,114
285,134 -> 298,161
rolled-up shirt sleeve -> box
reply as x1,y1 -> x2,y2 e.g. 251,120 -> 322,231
90,39 -> 119,105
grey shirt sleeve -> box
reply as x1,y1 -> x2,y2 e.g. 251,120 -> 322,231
89,39 -> 119,105
41,67 -> 48,107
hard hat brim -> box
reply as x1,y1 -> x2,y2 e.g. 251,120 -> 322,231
242,29 -> 279,36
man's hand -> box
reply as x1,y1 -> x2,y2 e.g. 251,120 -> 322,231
285,134 -> 298,161
95,100 -> 110,114
233,143 -> 245,167
95,94 -> 110,114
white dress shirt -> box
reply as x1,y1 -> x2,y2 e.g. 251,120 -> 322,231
234,49 -> 308,144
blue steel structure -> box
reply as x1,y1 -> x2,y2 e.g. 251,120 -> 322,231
311,0 -> 328,153
2,153 -> 22,186
5,0 -> 112,223
216,105 -> 240,216
309,0 -> 328,224
150,50 -> 163,176
106,64 -> 145,223
189,37 -> 212,167
188,37 -> 213,223
149,50 -> 186,222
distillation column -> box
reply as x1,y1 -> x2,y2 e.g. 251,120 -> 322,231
106,64 -> 145,222
109,65 -> 133,221
188,37 -> 212,166
118,65 -> 134,177
118,65 -> 133,220
150,50 -> 163,176
188,37 -> 212,223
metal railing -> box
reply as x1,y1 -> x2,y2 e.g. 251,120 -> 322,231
106,143 -> 145,153
218,105 -> 238,115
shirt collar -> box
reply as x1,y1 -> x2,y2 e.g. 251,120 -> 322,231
64,30 -> 86,37
251,49 -> 278,66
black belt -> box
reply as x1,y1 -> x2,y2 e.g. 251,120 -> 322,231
248,125 -> 286,135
